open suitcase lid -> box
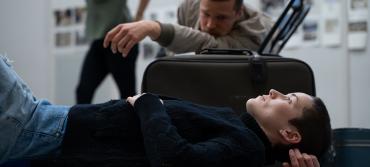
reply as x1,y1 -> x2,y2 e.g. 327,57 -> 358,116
258,0 -> 311,55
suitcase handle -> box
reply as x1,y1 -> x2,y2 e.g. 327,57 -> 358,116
199,48 -> 253,56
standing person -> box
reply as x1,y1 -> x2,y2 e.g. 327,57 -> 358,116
0,54 -> 330,167
104,0 -> 274,56
76,0 -> 150,104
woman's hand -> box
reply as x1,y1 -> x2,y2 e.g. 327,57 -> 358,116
282,149 -> 320,167
126,93 -> 163,107
127,94 -> 146,106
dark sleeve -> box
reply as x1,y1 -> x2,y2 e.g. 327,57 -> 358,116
134,94 -> 265,167
155,23 -> 175,47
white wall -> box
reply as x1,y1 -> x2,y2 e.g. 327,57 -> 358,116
0,0 -> 53,100
1,0 -> 370,128
350,38 -> 370,128
282,48 -> 351,128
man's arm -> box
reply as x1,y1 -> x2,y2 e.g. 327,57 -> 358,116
155,23 -> 262,53
103,19 -> 265,56
128,93 -> 265,167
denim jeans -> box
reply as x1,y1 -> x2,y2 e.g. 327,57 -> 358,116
0,55 -> 70,164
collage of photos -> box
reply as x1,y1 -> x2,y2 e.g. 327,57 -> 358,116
54,6 -> 88,48
260,0 -> 370,49
51,0 -> 369,51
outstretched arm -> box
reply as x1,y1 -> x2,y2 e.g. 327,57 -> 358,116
103,20 -> 260,57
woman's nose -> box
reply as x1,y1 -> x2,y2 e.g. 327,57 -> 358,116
269,89 -> 284,98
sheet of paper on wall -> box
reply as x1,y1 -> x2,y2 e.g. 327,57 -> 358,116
302,17 -> 320,47
347,0 -> 368,50
298,0 -> 321,48
348,0 -> 368,19
321,0 -> 342,47
348,20 -> 368,50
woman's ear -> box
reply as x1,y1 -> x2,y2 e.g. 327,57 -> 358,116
279,129 -> 302,144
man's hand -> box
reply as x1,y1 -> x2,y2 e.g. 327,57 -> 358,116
103,20 -> 161,57
282,149 -> 320,167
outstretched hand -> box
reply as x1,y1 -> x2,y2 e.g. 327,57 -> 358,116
282,149 -> 320,167
103,20 -> 161,57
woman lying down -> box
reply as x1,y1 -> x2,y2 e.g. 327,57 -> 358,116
0,54 -> 331,167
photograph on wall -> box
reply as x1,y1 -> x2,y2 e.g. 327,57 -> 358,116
54,9 -> 74,26
75,30 -> 88,46
55,32 -> 72,47
54,7 -> 86,27
53,6 -> 88,48
75,7 -> 87,24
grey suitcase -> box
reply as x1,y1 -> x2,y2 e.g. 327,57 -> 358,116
142,53 -> 315,114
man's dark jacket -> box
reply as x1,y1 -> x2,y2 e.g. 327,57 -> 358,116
60,94 -> 272,167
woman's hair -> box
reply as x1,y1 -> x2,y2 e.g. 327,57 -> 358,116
272,97 -> 332,162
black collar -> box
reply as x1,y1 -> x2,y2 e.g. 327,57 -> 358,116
240,112 -> 275,165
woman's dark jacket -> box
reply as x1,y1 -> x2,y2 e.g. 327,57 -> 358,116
61,94 -> 272,167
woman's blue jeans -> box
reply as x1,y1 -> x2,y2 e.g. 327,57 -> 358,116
0,55 -> 70,164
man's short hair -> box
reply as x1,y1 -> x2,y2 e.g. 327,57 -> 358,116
209,0 -> 244,11
273,97 -> 332,162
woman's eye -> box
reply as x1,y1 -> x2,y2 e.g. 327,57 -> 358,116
285,97 -> 292,104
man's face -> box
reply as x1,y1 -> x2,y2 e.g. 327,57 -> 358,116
199,0 -> 241,37
246,89 -> 314,129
